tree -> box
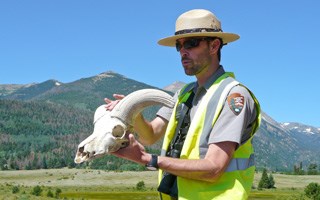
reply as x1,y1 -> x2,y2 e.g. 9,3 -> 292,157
305,182 -> 320,200
0,158 -> 8,170
258,169 -> 270,189
258,168 -> 275,189
42,156 -> 48,169
308,163 -> 318,175
25,161 -> 32,170
293,161 -> 305,175
268,174 -> 275,188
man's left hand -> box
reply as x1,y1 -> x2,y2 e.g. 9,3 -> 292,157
111,133 -> 151,165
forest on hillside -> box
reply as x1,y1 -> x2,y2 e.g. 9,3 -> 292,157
1,99 -> 320,173
0,99 -> 153,171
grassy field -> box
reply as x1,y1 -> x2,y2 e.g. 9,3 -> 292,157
0,168 -> 319,200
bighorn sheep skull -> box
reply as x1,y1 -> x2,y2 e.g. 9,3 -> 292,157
74,89 -> 175,164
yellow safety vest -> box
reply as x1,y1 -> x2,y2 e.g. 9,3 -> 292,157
159,72 -> 261,200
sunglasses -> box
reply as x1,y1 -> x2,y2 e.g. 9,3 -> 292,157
175,37 -> 214,52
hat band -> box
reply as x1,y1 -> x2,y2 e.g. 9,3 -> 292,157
175,28 -> 222,35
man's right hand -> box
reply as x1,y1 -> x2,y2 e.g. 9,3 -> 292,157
104,94 -> 125,111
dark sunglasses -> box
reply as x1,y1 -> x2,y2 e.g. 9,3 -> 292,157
175,37 -> 214,52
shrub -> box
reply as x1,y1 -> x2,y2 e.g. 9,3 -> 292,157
136,181 -> 146,191
55,188 -> 62,198
31,185 -> 42,196
305,182 -> 320,200
12,185 -> 19,194
47,189 -> 54,197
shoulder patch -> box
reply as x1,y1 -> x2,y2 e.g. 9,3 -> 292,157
227,93 -> 244,115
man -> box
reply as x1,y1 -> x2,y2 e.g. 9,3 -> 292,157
105,9 -> 261,200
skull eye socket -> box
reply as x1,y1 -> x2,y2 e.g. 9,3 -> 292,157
112,125 -> 125,138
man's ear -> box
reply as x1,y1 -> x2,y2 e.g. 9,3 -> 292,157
209,38 -> 221,54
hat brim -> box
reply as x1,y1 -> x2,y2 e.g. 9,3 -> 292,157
158,32 -> 240,46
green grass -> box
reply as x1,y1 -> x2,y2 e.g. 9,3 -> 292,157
0,169 -> 318,200
62,191 -> 159,200
249,189 -> 306,200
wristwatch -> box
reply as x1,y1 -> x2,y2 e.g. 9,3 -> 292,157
145,154 -> 159,171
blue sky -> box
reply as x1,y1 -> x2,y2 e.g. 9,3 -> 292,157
0,1 -> 319,127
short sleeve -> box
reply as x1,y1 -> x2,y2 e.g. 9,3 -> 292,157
156,91 -> 178,122
208,85 -> 257,145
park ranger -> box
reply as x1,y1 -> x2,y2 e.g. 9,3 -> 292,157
106,9 -> 261,200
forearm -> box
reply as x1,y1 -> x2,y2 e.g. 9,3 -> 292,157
156,142 -> 236,183
113,135 -> 235,183
157,156 -> 225,183
134,113 -> 167,145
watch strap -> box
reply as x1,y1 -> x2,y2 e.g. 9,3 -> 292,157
146,154 -> 158,170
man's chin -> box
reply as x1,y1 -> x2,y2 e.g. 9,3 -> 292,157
183,68 -> 196,76
184,72 -> 194,76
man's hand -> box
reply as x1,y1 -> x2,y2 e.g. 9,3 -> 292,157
104,94 -> 125,111
111,133 -> 151,165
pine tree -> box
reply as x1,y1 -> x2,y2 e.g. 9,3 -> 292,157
42,156 -> 48,169
268,174 -> 275,188
258,168 -> 275,189
308,163 -> 318,175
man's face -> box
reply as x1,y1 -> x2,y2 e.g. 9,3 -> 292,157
176,37 -> 212,76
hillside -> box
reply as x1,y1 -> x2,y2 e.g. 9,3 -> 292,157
0,71 -> 163,111
0,99 -> 92,169
0,71 -> 319,172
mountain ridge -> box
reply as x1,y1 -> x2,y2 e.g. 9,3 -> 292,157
0,71 -> 319,171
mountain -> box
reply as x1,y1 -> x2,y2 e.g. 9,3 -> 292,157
281,122 -> 320,156
0,72 -> 166,171
0,71 -> 163,112
0,83 -> 35,97
253,112 -> 320,171
0,71 -> 319,172
1,80 -> 62,100
163,81 -> 186,93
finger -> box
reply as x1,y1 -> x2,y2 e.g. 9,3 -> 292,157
128,133 -> 136,145
105,104 -> 112,110
104,94 -> 124,103
113,94 -> 125,100
104,98 -> 112,104
105,101 -> 118,111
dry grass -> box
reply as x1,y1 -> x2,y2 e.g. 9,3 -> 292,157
253,172 -> 320,189
0,169 -> 159,200
0,168 -> 158,188
1,169 -> 319,200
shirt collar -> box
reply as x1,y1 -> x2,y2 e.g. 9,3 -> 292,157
194,65 -> 226,92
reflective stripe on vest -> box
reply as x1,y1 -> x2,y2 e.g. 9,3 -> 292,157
225,153 -> 255,172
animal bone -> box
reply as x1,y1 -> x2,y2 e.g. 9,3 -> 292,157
74,89 -> 175,164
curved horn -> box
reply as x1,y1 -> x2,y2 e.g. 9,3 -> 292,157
110,89 -> 175,126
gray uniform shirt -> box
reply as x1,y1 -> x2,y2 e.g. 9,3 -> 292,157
157,66 -> 257,148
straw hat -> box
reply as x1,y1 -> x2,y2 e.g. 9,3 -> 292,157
158,9 -> 240,46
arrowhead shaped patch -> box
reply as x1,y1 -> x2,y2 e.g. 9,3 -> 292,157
227,93 -> 244,115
